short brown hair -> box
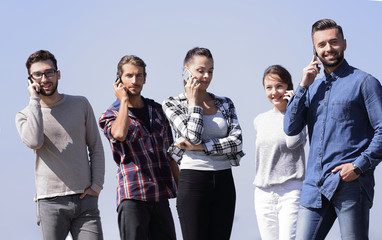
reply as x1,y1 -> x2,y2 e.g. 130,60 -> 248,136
311,19 -> 344,40
263,65 -> 293,91
26,50 -> 58,74
117,55 -> 147,77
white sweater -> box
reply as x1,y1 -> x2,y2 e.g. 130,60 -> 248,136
253,109 -> 306,188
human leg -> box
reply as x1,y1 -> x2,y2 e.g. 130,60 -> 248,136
37,196 -> 73,240
176,169 -> 211,240
148,200 -> 176,240
209,169 -> 236,240
117,199 -> 151,240
70,195 -> 103,240
278,188 -> 301,240
332,180 -> 371,240
254,187 -> 279,240
295,197 -> 337,240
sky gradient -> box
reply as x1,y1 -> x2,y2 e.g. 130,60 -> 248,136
1,0 -> 382,239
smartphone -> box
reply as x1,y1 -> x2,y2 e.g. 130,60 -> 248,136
313,48 -> 320,69
182,68 -> 191,82
115,76 -> 121,83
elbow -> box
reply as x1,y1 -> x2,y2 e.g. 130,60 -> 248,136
111,130 -> 127,142
24,139 -> 44,150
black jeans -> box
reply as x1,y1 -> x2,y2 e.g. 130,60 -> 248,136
177,169 -> 236,240
117,199 -> 176,240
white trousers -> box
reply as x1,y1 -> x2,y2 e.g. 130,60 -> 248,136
254,181 -> 302,240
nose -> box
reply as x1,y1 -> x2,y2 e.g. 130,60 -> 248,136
324,42 -> 334,52
40,74 -> 48,83
271,87 -> 276,95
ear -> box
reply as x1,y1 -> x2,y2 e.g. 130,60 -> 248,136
57,70 -> 61,80
343,39 -> 347,51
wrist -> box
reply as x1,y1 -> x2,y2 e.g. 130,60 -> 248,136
352,163 -> 362,175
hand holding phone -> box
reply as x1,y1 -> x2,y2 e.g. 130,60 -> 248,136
283,90 -> 294,102
300,55 -> 321,88
28,78 -> 41,97
113,76 -> 130,101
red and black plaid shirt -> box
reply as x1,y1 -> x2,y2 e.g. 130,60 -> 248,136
99,97 -> 177,206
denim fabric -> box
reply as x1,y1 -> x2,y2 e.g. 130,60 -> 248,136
117,199 -> 176,240
296,179 -> 371,240
254,180 -> 302,240
284,60 -> 382,208
37,194 -> 103,240
176,169 -> 236,240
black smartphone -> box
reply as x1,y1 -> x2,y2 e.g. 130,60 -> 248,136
115,76 -> 121,83
313,48 -> 320,69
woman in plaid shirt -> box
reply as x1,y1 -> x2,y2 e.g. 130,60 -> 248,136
162,47 -> 244,240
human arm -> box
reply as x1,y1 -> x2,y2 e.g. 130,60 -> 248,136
110,80 -> 130,141
286,127 -> 307,150
15,97 -> 44,149
284,58 -> 319,136
162,95 -> 204,145
169,159 -> 179,186
203,97 -> 243,156
84,99 -> 105,195
349,75 -> 382,173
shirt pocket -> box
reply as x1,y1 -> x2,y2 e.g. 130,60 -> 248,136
330,101 -> 351,122
153,118 -> 166,137
125,121 -> 140,142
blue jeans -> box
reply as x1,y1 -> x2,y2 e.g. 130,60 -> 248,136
296,179 -> 371,240
117,199 -> 176,240
37,194 -> 103,240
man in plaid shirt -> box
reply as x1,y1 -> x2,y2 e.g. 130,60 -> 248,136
99,55 -> 178,240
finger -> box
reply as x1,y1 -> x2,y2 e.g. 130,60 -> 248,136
79,192 -> 86,199
332,166 -> 341,173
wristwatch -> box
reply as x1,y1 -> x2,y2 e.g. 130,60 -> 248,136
353,163 -> 362,175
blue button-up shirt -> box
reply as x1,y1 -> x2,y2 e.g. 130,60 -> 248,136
284,60 -> 382,208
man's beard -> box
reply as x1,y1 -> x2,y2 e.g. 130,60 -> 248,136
40,82 -> 58,96
320,50 -> 345,68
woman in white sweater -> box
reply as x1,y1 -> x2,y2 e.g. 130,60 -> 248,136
253,65 -> 306,240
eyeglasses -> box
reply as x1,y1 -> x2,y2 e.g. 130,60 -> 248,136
29,69 -> 57,80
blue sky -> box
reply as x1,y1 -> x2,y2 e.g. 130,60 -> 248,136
1,0 -> 382,239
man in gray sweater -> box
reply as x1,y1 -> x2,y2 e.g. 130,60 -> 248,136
15,50 -> 105,240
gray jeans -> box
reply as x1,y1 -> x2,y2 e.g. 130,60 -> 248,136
37,194 -> 103,240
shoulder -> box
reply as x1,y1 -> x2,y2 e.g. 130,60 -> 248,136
214,94 -> 235,108
162,93 -> 187,108
164,93 -> 186,103
145,97 -> 165,113
64,94 -> 90,105
255,110 -> 276,123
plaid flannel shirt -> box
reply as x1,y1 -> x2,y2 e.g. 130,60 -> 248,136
162,92 -> 245,166
99,97 -> 177,206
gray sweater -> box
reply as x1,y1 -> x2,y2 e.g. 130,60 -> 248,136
15,95 -> 105,201
253,109 -> 306,188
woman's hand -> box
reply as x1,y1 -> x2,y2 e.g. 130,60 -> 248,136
185,73 -> 201,107
283,90 -> 294,102
175,137 -> 204,151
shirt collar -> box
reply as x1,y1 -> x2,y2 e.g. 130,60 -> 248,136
324,59 -> 349,82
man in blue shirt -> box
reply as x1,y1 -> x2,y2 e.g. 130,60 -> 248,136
284,19 -> 382,239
